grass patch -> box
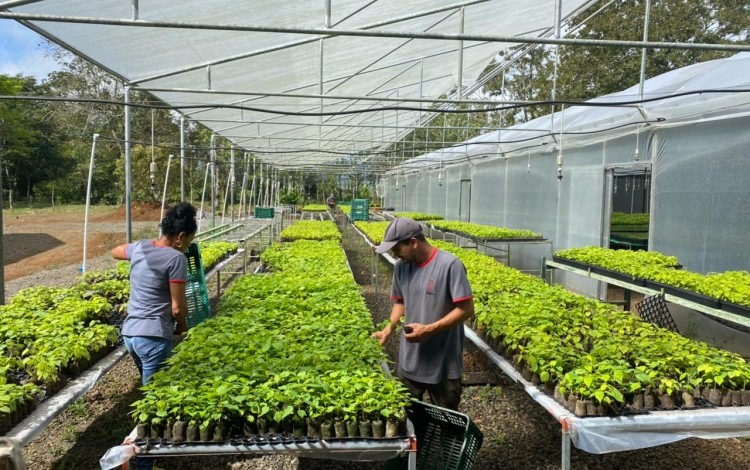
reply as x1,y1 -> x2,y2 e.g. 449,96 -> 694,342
3,204 -> 117,216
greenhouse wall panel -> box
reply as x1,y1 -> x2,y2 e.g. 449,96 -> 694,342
471,159 -> 505,226
651,117 -> 750,273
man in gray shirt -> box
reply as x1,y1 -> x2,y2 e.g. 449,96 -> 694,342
373,217 -> 474,410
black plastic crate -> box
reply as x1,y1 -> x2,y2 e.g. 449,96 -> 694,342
636,293 -> 678,332
406,400 -> 483,470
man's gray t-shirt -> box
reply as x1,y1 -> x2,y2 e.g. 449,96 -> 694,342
391,248 -> 473,384
121,240 -> 188,340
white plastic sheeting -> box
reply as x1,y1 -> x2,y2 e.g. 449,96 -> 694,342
464,327 -> 750,459
8,0 -> 595,166
387,52 -> 750,275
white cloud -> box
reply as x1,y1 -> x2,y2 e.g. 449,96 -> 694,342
0,20 -> 61,81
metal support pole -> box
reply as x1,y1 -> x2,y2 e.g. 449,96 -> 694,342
210,133 -> 216,228
180,115 -> 186,200
457,7 -> 465,100
638,0 -> 652,101
550,0 -> 562,128
81,133 -> 99,273
0,120 -> 5,305
230,146 -> 235,224
124,86 -> 133,243
323,0 -> 331,28
131,0 -> 138,20
561,424 -> 571,470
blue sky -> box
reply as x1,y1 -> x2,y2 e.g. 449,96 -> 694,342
0,20 -> 61,80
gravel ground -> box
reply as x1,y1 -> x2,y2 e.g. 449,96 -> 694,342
15,216 -> 750,469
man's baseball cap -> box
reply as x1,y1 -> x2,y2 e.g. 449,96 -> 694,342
375,218 -> 422,253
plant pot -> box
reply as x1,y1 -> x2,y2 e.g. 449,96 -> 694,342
136,422 -> 150,440
553,385 -> 564,404
267,421 -> 279,435
707,388 -> 723,406
681,392 -> 695,409
732,390 -> 743,406
333,419 -> 347,438
521,365 -> 533,382
372,419 -> 385,438
164,420 -> 174,440
244,420 -> 258,436
359,420 -> 373,438
172,421 -> 186,442
722,390 -> 733,407
632,393 -> 644,411
320,420 -> 333,439
595,404 -> 606,416
150,423 -> 163,439
544,381 -> 555,396
186,425 -> 199,442
294,421 -> 307,438
643,393 -> 656,410
385,420 -> 399,438
306,419 -> 320,438
199,426 -> 212,442
258,417 -> 269,434
574,399 -> 588,417
658,393 -> 675,410
566,395 -> 578,413
214,423 -> 226,442
693,386 -> 702,399
742,390 -> 750,407
0,414 -> 11,434
586,401 -> 597,417
346,420 -> 359,437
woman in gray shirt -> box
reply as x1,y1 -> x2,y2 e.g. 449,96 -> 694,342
112,202 -> 197,385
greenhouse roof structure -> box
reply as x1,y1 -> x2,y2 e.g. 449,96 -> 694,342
396,51 -> 750,172
3,0 -> 599,169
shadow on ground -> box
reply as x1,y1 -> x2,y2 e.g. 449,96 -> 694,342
3,233 -> 64,264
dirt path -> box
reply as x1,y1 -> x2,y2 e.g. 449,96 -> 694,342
2,204 -> 163,280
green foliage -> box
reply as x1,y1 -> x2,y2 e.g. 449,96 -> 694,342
610,212 -> 650,226
279,220 -> 341,242
394,212 -> 444,221
302,204 -> 329,212
131,236 -> 410,430
555,247 -> 750,307
354,221 -> 391,245
198,241 -> 238,271
430,240 -> 750,411
431,220 -> 543,240
279,190 -> 301,205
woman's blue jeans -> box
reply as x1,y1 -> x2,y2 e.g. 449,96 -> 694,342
123,335 -> 173,470
123,335 -> 173,386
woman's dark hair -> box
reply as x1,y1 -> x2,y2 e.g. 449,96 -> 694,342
161,202 -> 198,237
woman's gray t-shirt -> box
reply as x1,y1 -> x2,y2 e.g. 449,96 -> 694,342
121,240 -> 188,340
391,249 -> 473,384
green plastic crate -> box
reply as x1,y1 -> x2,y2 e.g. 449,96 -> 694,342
255,207 -> 275,219
183,242 -> 211,328
407,400 -> 483,470
351,199 -> 370,221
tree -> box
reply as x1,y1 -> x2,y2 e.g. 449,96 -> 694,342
0,74 -> 67,206
485,0 -> 750,125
